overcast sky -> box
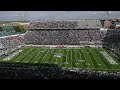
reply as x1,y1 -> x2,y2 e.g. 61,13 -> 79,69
0,11 -> 120,21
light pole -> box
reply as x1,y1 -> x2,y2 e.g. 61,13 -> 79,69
106,11 -> 110,20
21,11 -> 28,31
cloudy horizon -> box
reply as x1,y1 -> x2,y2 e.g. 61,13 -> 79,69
0,11 -> 120,21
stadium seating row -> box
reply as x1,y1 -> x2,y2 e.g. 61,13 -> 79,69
24,29 -> 103,45
27,20 -> 102,29
0,35 -> 25,56
0,63 -> 119,79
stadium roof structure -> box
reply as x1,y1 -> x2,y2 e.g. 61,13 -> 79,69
27,20 -> 103,29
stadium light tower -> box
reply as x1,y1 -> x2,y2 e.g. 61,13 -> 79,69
17,11 -> 28,22
106,11 -> 111,20
17,11 -> 28,30
21,11 -> 26,22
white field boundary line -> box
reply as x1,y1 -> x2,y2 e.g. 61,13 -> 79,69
89,49 -> 102,69
3,50 -> 23,61
61,66 -> 120,71
24,45 -> 102,48
100,51 -> 118,65
96,49 -> 113,69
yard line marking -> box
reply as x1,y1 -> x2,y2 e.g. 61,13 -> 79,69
31,49 -> 42,62
85,49 -> 95,69
66,49 -> 71,68
71,50 -> 72,69
40,49 -> 50,63
28,48 -> 40,63
77,49 -> 83,68
10,48 -> 30,62
100,51 -> 118,65
96,49 -> 113,69
88,49 -> 100,69
21,48 -> 37,63
93,49 -> 107,69
89,49 -> 102,69
51,49 -> 58,64
63,49 -> 67,68
45,49 -> 54,63
81,49 -> 94,69
74,49 -> 79,69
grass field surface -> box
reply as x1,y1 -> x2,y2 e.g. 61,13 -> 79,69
0,47 -> 120,71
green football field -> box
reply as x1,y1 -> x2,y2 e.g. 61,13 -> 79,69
1,47 -> 120,71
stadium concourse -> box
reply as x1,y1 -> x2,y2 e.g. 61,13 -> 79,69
1,19 -> 120,79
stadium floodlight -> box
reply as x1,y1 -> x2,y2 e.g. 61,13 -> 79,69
106,11 -> 111,20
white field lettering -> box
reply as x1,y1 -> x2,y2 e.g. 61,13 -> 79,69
100,51 -> 118,65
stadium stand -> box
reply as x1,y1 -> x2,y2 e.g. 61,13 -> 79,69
1,20 -> 120,79
27,20 -> 102,29
0,63 -> 119,79
102,29 -> 120,58
24,29 -> 103,45
25,20 -> 103,46
0,35 -> 25,56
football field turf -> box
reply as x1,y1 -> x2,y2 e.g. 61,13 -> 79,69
1,47 -> 120,71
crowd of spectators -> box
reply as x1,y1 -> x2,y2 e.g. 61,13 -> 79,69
27,20 -> 102,29
28,20 -> 79,29
0,35 -> 25,56
101,29 -> 120,59
0,63 -> 120,79
24,29 -> 103,45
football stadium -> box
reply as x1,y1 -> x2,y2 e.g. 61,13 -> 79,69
1,12 -> 120,79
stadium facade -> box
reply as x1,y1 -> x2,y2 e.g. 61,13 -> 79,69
25,20 -> 103,46
0,19 -> 120,60
24,20 -> 120,58
1,19 -> 120,79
